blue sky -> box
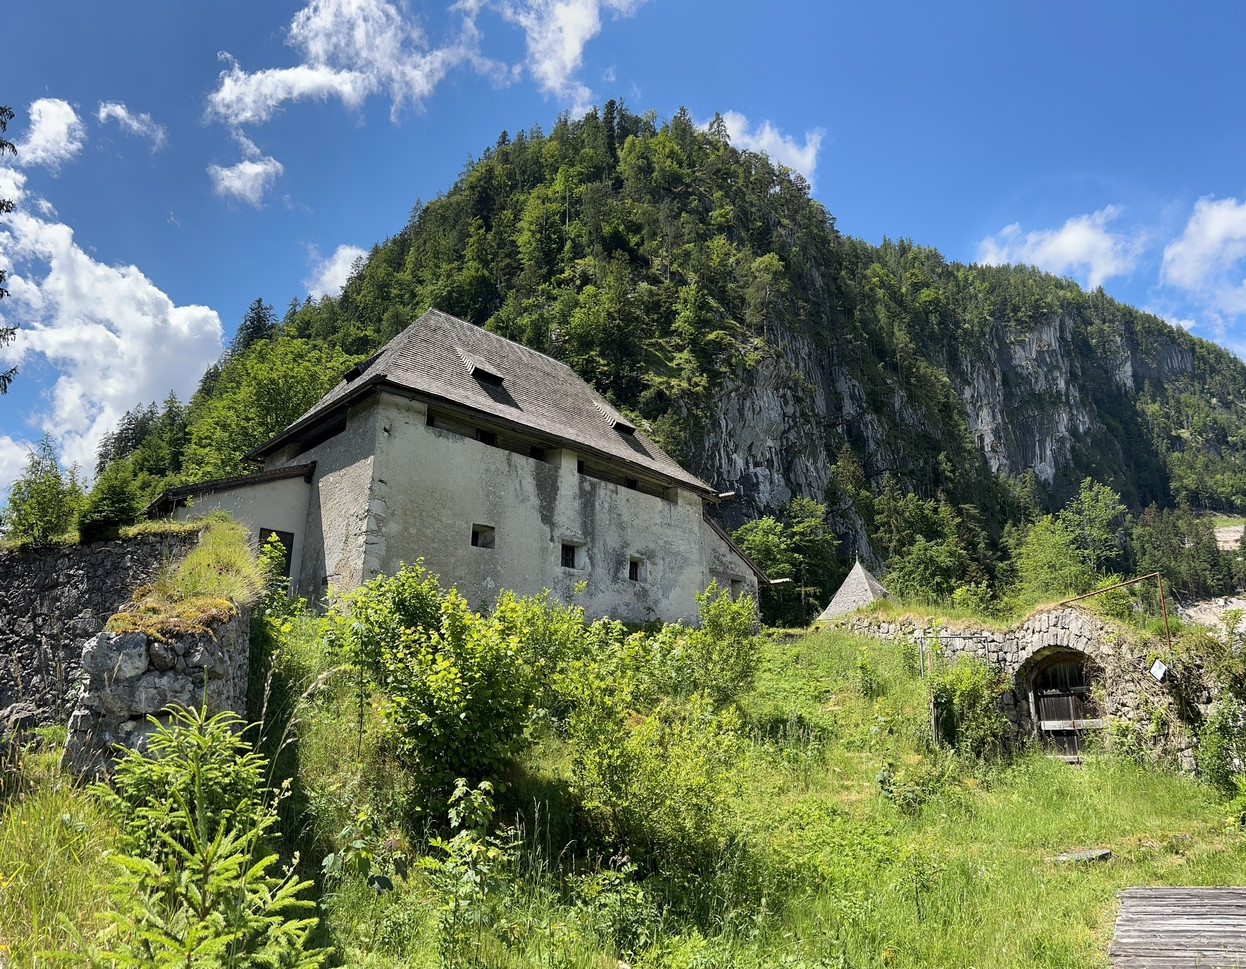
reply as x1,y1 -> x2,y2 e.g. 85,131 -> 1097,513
3,0 -> 1246,494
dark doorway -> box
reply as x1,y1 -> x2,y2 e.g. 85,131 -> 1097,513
1030,653 -> 1102,758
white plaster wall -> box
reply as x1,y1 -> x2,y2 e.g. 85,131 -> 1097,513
284,396 -> 381,599
361,393 -> 728,624
173,477 -> 311,581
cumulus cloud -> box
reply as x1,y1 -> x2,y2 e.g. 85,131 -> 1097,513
206,0 -> 638,133
713,111 -> 823,186
0,165 -> 223,481
207,135 -> 285,205
16,99 -> 86,172
305,243 -> 368,299
97,101 -> 167,150
977,206 -> 1143,289
495,0 -> 644,110
0,435 -> 30,498
1161,196 -> 1246,315
206,0 -> 479,126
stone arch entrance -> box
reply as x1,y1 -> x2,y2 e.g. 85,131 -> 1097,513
1025,650 -> 1103,758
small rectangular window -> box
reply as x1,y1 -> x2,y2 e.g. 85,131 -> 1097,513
561,543 -> 578,569
628,557 -> 645,582
625,477 -> 638,490
471,524 -> 495,549
426,413 -> 436,427
530,445 -> 546,461
577,459 -> 585,474
476,429 -> 497,446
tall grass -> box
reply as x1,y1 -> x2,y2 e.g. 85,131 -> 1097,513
0,747 -> 115,968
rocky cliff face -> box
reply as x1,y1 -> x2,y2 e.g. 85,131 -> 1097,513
693,308 -> 1201,551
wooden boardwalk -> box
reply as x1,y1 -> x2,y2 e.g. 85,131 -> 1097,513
1110,887 -> 1246,968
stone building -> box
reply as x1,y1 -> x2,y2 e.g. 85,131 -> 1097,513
152,309 -> 763,623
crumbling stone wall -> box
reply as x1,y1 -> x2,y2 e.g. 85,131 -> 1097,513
61,606 -> 251,776
0,532 -> 200,730
828,606 -> 1207,769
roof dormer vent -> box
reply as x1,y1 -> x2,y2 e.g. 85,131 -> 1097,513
594,400 -> 636,435
456,347 -> 504,386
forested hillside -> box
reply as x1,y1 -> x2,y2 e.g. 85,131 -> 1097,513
66,103 -> 1246,615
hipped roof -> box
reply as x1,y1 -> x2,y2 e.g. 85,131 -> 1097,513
247,309 -> 712,495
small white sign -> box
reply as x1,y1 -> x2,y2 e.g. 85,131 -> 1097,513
1150,659 -> 1168,682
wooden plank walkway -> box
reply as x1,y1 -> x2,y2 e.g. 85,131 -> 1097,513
1110,887 -> 1246,968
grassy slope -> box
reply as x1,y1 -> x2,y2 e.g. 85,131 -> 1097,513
2,620 -> 1244,968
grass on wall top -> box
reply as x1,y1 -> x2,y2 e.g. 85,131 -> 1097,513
105,513 -> 266,641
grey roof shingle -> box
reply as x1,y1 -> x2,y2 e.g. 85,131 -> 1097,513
815,561 -> 892,623
249,309 -> 713,494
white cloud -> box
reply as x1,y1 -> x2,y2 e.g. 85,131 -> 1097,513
96,101 -> 167,150
16,99 -> 86,172
206,0 -> 479,126
494,0 -> 644,110
305,243 -> 368,298
207,135 -> 285,205
714,111 -> 823,186
0,165 -> 223,483
1161,196 -> 1246,315
206,0 -> 637,134
0,435 -> 29,498
976,206 -> 1143,289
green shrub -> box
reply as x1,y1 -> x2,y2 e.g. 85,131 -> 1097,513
1196,696 -> 1246,795
379,589 -> 538,788
928,655 -> 1009,759
569,692 -> 742,873
77,459 -> 140,543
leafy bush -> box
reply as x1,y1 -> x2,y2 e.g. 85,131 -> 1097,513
323,559 -> 444,681
378,589 -> 538,787
928,655 -> 1009,759
1197,696 -> 1246,795
569,692 -> 742,872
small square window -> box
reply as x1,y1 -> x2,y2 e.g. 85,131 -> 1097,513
628,557 -> 645,582
561,543 -> 578,569
471,524 -> 495,549
625,477 -> 638,490
530,445 -> 547,461
476,429 -> 497,446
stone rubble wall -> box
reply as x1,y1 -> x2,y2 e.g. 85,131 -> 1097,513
827,606 -> 1206,770
0,532 -> 201,732
61,606 -> 251,777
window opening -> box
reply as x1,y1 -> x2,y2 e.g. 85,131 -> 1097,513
530,445 -> 547,461
258,528 -> 294,578
471,524 -> 495,549
561,543 -> 580,569
625,477 -> 639,490
628,557 -> 645,582
476,429 -> 497,446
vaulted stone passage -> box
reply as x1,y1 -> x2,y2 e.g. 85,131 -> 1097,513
1024,650 -> 1103,758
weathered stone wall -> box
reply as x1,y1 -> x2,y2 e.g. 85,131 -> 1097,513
0,532 -> 201,729
828,606 -> 1207,770
61,606 -> 251,776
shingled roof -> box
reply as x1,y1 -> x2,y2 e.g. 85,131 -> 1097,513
814,561 -> 892,624
247,309 -> 714,495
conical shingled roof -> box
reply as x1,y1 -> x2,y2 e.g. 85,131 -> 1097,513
814,561 -> 891,624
